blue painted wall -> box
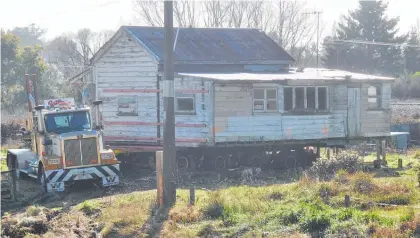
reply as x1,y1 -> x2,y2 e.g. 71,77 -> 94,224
391,124 -> 410,150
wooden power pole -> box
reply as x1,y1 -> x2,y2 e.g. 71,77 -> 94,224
162,0 -> 176,207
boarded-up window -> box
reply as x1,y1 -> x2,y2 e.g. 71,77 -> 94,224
318,87 -> 328,110
284,87 -> 293,111
306,87 -> 316,109
295,87 -> 305,109
117,97 -> 138,116
368,85 -> 381,109
176,94 -> 195,114
253,88 -> 278,112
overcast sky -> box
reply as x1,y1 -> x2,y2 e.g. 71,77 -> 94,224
1,0 -> 419,40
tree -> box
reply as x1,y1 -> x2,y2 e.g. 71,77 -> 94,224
322,1 -> 406,75
1,33 -> 59,113
43,29 -> 114,79
403,29 -> 420,74
8,23 -> 46,47
134,0 -> 199,27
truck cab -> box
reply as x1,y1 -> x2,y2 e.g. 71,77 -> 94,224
9,98 -> 120,192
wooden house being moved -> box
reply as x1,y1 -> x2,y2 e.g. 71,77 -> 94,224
69,26 -> 395,171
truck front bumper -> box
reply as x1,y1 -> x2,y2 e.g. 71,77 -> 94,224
44,164 -> 120,192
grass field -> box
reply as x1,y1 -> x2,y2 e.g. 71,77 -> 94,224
3,150 -> 419,238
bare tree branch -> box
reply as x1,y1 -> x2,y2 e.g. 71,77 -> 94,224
133,0 -> 164,26
203,1 -> 231,27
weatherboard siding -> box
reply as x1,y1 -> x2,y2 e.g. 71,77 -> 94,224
158,77 -> 213,147
213,83 -> 348,143
96,33 -> 160,143
359,83 -> 392,137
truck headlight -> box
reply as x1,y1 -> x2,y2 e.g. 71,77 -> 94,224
100,152 -> 114,160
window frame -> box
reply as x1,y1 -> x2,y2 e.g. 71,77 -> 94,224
117,96 -> 138,116
252,88 -> 278,113
175,93 -> 196,115
283,86 -> 329,113
367,84 -> 382,109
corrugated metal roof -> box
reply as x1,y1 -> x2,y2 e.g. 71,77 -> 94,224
178,68 -> 395,82
123,26 -> 295,64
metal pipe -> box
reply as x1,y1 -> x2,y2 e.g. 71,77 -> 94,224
25,74 -> 32,112
32,74 -> 39,105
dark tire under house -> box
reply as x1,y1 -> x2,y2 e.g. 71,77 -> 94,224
115,145 -> 318,173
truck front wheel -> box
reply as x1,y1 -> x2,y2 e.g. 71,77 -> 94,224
38,165 -> 47,193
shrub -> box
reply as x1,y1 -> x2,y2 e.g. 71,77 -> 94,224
297,201 -> 332,233
26,206 -> 41,217
308,151 -> 363,181
334,169 -> 350,184
1,123 -> 22,145
278,209 -> 300,225
349,172 -> 374,194
204,190 -> 224,219
327,220 -> 367,237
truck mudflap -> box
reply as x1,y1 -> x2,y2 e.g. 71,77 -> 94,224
44,164 -> 120,192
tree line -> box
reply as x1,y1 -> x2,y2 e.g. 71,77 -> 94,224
1,0 -> 420,115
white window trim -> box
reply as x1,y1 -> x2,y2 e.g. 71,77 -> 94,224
253,88 -> 278,112
175,94 -> 196,114
117,96 -> 138,116
283,86 -> 329,112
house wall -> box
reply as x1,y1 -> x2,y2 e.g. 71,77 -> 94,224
94,35 -> 212,147
213,82 -> 347,143
359,83 -> 392,137
95,33 -> 160,144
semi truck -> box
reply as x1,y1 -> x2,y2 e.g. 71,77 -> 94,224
6,75 -> 120,193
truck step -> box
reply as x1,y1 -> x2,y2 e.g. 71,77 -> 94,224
27,173 -> 38,179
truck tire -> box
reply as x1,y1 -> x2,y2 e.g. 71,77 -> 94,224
38,166 -> 47,193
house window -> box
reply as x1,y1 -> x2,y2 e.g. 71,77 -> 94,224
284,87 -> 293,111
253,88 -> 278,112
318,87 -> 328,110
283,86 -> 328,112
176,93 -> 195,114
368,85 -> 381,109
117,97 -> 138,116
306,87 -> 316,109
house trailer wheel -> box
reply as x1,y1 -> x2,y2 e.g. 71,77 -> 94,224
214,156 -> 226,169
177,156 -> 189,170
148,156 -> 156,170
286,156 -> 296,169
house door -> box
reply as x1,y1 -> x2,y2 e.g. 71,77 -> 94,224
347,88 -> 361,138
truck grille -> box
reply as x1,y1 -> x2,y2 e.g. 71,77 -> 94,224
64,138 -> 98,167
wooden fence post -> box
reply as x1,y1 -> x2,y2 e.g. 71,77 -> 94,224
156,151 -> 163,206
381,140 -> 387,165
190,186 -> 195,205
398,158 -> 403,169
344,195 -> 350,207
9,154 -> 18,201
327,148 -> 330,159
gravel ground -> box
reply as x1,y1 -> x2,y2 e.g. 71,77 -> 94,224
391,99 -> 420,124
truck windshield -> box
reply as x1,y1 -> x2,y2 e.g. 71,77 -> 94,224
44,111 -> 91,133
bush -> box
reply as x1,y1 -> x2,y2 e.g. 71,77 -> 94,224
350,172 -> 374,194
297,201 -> 332,233
327,220 -> 367,237
278,209 -> 300,225
1,123 -> 22,145
308,151 -> 363,180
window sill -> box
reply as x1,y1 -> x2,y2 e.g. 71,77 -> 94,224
282,110 -> 330,116
367,108 -> 388,112
175,112 -> 197,116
